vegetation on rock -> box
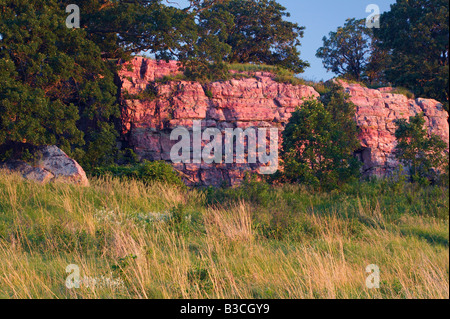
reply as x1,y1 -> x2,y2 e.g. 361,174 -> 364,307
280,84 -> 361,190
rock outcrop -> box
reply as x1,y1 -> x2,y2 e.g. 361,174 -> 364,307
340,81 -> 449,177
119,57 -> 319,186
119,57 -> 449,186
2,146 -> 90,187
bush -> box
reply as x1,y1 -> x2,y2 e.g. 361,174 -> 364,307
280,84 -> 361,190
92,160 -> 185,187
228,63 -> 304,86
394,113 -> 448,185
205,174 -> 271,207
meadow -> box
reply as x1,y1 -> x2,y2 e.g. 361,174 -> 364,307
0,170 -> 448,299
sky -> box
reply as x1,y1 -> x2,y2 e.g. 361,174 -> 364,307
167,0 -> 397,81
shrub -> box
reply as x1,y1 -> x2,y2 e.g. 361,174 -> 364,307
92,160 -> 185,187
122,85 -> 157,101
394,113 -> 448,185
154,74 -> 187,83
280,84 -> 361,190
205,174 -> 271,207
312,82 -> 331,95
228,63 -> 304,85
0,142 -> 39,164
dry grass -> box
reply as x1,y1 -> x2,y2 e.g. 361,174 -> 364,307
0,171 -> 448,299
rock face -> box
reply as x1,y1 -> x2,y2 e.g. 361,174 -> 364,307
2,146 -> 90,187
119,57 -> 449,185
340,81 -> 449,177
119,57 -> 319,186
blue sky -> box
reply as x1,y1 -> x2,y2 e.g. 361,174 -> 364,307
167,0 -> 397,80
278,0 -> 396,81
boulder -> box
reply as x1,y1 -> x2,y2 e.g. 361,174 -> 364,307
2,146 -> 89,187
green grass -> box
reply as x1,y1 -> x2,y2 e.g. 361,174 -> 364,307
335,77 -> 416,99
228,63 -> 281,73
0,171 -> 447,299
391,87 -> 415,99
127,60 -> 327,90
154,73 -> 188,83
228,63 -> 305,86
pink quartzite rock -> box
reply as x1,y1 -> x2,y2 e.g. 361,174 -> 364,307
38,146 -> 90,186
2,146 -> 90,187
118,58 -> 449,186
338,80 -> 449,177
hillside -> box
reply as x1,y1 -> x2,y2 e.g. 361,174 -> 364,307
0,171 -> 448,298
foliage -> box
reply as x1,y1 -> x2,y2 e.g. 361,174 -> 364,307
228,63 -> 281,73
0,0 -> 311,164
374,0 -> 449,110
280,84 -> 361,190
179,0 -> 309,81
209,0 -> 309,73
228,63 -> 305,85
205,174 -> 272,207
92,160 -> 185,188
81,0 -> 191,61
394,113 -> 448,185
316,18 -> 389,84
0,0 -> 121,170
122,85 -> 157,101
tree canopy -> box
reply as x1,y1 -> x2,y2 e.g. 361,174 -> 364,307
0,0 -> 118,169
374,0 -> 449,109
316,18 -> 388,84
0,0 -> 309,167
210,0 -> 309,73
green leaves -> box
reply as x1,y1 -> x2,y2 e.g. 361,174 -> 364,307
0,0 -> 119,168
394,113 -> 448,184
316,18 -> 387,84
280,84 -> 361,190
92,160 -> 185,188
216,0 -> 309,73
374,0 -> 449,109
0,0 -> 309,167
180,0 -> 309,80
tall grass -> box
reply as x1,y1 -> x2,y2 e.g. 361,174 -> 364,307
228,63 -> 305,85
0,171 -> 448,299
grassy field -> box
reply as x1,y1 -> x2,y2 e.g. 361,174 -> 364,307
0,170 -> 448,299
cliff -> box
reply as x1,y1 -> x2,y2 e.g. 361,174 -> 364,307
118,57 -> 449,186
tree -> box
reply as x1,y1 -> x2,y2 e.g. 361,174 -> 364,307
84,0 -> 309,80
281,84 -> 361,190
0,0 -> 310,168
0,0 -> 222,167
178,1 -> 234,81
0,0 -> 118,169
374,0 -> 449,110
82,0 -> 195,61
210,0 -> 309,73
316,18 -> 388,84
394,113 -> 448,185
